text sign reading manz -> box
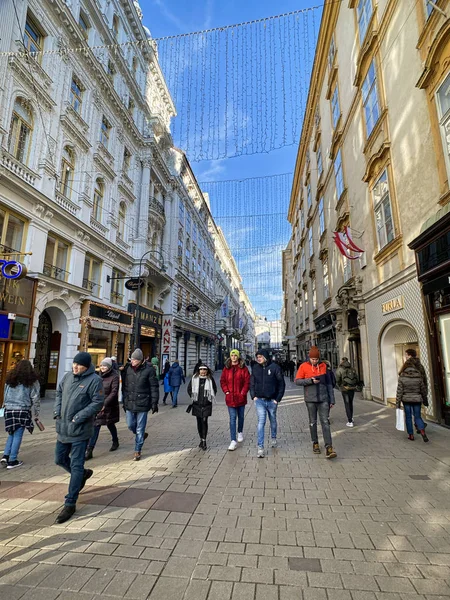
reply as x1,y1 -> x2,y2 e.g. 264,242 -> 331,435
382,296 -> 404,315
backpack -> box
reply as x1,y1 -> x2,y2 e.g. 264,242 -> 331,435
342,367 -> 358,390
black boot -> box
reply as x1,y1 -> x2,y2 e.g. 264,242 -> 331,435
85,447 -> 93,461
110,441 -> 119,452
79,468 -> 93,492
56,505 -> 76,524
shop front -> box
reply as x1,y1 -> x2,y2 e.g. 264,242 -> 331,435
409,208 -> 450,426
80,301 -> 133,368
314,312 -> 339,370
128,303 -> 162,360
0,276 -> 37,406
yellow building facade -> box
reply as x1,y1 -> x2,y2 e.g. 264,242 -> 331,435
286,0 -> 450,424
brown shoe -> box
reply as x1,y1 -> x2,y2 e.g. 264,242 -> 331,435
326,446 -> 337,459
133,452 -> 141,461
313,443 -> 321,454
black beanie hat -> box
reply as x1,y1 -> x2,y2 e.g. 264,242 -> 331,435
256,349 -> 270,362
73,352 -> 92,368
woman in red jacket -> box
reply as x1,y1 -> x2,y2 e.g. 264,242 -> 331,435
220,350 -> 250,451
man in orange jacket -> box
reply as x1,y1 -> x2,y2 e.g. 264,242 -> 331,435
295,346 -> 337,459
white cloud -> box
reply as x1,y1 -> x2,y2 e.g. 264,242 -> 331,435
196,159 -> 227,182
204,0 -> 214,28
153,0 -> 186,32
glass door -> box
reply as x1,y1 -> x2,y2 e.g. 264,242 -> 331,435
438,314 -> 450,424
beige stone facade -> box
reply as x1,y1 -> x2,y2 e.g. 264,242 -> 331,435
285,0 -> 450,423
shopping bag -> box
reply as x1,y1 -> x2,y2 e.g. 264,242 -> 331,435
396,408 -> 405,431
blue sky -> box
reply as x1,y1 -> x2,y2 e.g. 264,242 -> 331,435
140,0 -> 318,316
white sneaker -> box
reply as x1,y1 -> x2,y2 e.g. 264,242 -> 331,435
237,433 -> 244,443
228,441 -> 238,451
271,438 -> 277,448
257,447 -> 265,458
346,422 -> 354,427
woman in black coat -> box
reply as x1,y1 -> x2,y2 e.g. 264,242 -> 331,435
187,364 -> 217,450
85,358 -> 120,459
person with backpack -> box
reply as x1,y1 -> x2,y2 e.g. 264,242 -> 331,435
336,357 -> 359,427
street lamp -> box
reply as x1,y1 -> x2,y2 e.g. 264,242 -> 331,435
133,249 -> 167,350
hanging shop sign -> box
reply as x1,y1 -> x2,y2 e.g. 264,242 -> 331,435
125,278 -> 145,290
0,260 -> 27,280
162,317 -> 171,355
128,303 -> 162,330
0,277 -> 34,314
382,295 -> 404,315
186,304 -> 200,313
88,302 -> 133,326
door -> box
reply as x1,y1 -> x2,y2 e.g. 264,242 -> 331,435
47,331 -> 61,390
34,310 -> 52,397
438,314 -> 450,424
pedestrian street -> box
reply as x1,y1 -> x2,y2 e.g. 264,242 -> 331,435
0,377 -> 450,600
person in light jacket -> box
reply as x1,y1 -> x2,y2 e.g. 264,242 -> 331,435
220,349 -> 250,451
54,352 -> 104,524
396,361 -> 429,442
296,346 -> 337,459
1,360 -> 40,470
187,365 -> 217,450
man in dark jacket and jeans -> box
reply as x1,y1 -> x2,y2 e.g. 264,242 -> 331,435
121,348 -> 159,461
250,349 -> 285,458
54,352 -> 104,523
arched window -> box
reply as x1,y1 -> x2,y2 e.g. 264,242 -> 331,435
118,201 -> 126,239
112,14 -> 119,39
93,179 -> 104,222
8,98 -> 33,165
60,146 -> 75,199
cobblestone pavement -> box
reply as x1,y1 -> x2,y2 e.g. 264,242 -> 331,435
1,376 -> 450,600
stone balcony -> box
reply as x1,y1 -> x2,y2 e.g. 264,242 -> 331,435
90,216 -> 108,236
1,150 -> 39,186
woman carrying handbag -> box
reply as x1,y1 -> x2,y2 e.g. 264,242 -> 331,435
396,359 -> 429,442
187,365 -> 217,450
1,360 -> 41,469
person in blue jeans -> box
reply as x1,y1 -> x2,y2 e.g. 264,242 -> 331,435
1,360 -> 40,470
396,361 -> 429,442
250,349 -> 285,458
54,352 -> 104,524
168,359 -> 185,408
121,349 -> 159,460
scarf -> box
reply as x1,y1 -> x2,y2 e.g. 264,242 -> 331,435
191,376 -> 215,403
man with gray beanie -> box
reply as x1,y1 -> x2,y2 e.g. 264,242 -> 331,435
121,348 -> 159,461
54,351 -> 104,523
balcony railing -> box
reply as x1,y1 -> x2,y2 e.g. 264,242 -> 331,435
83,278 -> 101,296
1,149 -> 38,186
54,190 -> 80,216
116,235 -> 130,252
110,291 -> 124,305
0,243 -> 22,258
90,216 -> 108,236
43,262 -> 69,282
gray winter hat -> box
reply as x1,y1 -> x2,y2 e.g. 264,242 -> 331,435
131,348 -> 144,361
101,358 -> 113,369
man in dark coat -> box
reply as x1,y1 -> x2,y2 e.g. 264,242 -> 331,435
121,348 -> 159,461
250,349 -> 285,458
54,352 -> 104,523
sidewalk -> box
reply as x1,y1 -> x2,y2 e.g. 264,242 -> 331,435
0,376 -> 450,600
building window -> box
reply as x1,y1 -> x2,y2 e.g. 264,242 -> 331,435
83,254 -> 102,296
317,146 -> 323,178
425,0 -> 433,16
323,260 -> 330,299
118,201 -> 126,239
93,178 -> 104,222
143,283 -> 154,309
107,60 -> 115,82
110,268 -> 124,305
8,98 -> 33,165
112,14 -> 120,39
128,97 -> 134,115
60,146 -> 75,199
0,207 -> 26,254
123,148 -> 131,172
331,85 -> 340,129
178,239 -> 183,264
132,56 -> 138,74
334,149 -> 344,200
362,61 -> 380,137
309,228 -> 314,258
436,72 -> 450,178
328,36 -> 336,70
300,209 -> 305,233
70,76 -> 83,113
312,278 -> 317,311
79,11 -> 90,38
307,181 -> 312,209
185,237 -> 191,264
319,198 -> 325,236
186,210 -> 191,234
373,169 -> 395,250
23,14 -> 43,61
304,287 -> 309,319
301,251 -> 306,274
179,200 -> 185,224
100,116 -> 111,147
342,254 -> 353,283
44,234 -> 69,281
357,0 -> 373,44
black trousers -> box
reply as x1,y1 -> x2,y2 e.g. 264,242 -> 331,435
162,392 -> 173,403
342,390 -> 355,422
196,416 -> 209,439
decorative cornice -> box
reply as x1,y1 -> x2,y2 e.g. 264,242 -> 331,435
353,12 -> 379,87
362,142 -> 391,183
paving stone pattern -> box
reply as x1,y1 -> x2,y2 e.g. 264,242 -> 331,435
1,377 -> 450,600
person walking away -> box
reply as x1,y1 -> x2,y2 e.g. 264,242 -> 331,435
296,346 -> 337,458
404,348 -> 428,433
121,349 -> 159,460
336,357 -> 358,427
163,359 -> 171,378
168,359 -> 185,408
110,356 -> 119,371
54,352 -> 104,523
85,358 -> 120,460
187,365 -> 217,450
151,357 -> 160,379
162,370 -> 173,405
288,360 -> 296,382
220,349 -> 250,451
1,360 -> 40,469
250,349 -> 285,458
396,360 -> 429,442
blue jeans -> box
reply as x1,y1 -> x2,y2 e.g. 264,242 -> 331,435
255,398 -> 278,448
306,401 -> 332,447
228,406 -> 245,441
55,440 -> 89,506
126,411 -> 148,452
404,403 -> 425,435
4,426 -> 25,461
172,386 -> 180,406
